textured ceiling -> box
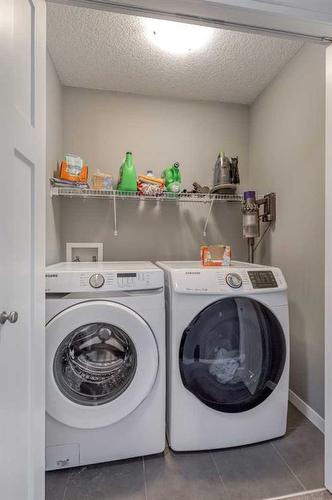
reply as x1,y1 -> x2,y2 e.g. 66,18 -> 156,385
47,4 -> 303,105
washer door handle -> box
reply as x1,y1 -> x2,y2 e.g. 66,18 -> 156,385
0,311 -> 18,325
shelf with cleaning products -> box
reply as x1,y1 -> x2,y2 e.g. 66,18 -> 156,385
50,186 -> 243,203
50,187 -> 245,237
51,152 -> 247,235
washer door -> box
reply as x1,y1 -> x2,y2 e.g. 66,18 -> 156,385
179,297 -> 286,413
46,300 -> 159,429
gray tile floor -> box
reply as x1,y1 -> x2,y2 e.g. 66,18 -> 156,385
46,403 -> 324,500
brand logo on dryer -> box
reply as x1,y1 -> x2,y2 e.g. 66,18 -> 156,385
46,274 -> 58,278
185,272 -> 200,275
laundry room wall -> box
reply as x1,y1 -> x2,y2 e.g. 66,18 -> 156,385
46,51 -> 63,265
249,43 -> 326,418
59,87 -> 249,262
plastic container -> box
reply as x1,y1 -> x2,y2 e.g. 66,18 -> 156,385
92,170 -> 114,190
117,152 -> 137,192
162,162 -> 181,193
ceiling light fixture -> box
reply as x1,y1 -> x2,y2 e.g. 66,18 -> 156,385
143,18 -> 213,55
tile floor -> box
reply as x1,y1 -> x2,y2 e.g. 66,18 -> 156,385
46,403 -> 324,500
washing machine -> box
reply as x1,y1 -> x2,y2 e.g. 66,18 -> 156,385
45,261 -> 165,470
156,260 -> 289,451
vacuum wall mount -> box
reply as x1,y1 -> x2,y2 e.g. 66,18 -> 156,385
242,192 -> 276,263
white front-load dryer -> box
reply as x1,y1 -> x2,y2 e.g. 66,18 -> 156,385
156,260 -> 289,452
45,262 -> 165,470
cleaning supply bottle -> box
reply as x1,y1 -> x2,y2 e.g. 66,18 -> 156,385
162,162 -> 181,193
117,152 -> 137,192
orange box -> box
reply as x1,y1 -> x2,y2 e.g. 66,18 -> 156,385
59,160 -> 88,183
201,245 -> 231,267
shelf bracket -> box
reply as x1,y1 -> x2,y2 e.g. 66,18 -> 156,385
203,198 -> 215,237
113,191 -> 118,237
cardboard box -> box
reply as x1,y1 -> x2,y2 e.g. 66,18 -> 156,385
200,245 -> 231,267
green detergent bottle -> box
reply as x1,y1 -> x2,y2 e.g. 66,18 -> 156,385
162,162 -> 181,193
117,152 -> 137,192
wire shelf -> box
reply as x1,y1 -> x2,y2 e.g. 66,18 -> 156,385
50,187 -> 243,203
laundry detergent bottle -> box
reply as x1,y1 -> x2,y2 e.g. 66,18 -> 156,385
117,152 -> 137,192
162,162 -> 181,193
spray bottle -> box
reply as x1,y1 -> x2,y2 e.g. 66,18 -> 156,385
162,162 -> 181,193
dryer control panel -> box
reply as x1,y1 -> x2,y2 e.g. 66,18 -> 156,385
171,266 -> 286,295
247,270 -> 278,289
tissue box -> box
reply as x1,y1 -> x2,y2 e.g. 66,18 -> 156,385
201,245 -> 231,267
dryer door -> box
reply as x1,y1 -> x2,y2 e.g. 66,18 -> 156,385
179,297 -> 286,413
46,300 -> 159,429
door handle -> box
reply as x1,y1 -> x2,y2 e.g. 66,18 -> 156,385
0,311 -> 18,325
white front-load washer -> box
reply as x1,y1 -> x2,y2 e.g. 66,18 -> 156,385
156,260 -> 289,451
45,261 -> 165,470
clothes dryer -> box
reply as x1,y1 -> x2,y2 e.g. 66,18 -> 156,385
157,261 -> 289,451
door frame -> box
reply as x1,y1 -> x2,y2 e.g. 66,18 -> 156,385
44,0 -> 331,493
325,44 -> 332,493
49,0 -> 332,42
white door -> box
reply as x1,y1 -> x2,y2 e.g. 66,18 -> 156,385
0,0 -> 45,499
326,43 -> 332,494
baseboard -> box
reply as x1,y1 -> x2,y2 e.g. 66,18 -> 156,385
267,487 -> 327,499
289,389 -> 325,434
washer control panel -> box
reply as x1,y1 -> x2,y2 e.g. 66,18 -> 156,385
248,270 -> 278,289
225,273 -> 242,289
45,268 -> 163,293
115,272 -> 152,288
81,271 -> 154,290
